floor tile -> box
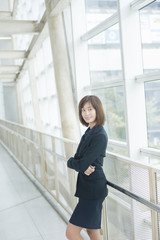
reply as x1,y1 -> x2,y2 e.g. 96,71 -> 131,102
0,205 -> 42,240
24,196 -> 67,236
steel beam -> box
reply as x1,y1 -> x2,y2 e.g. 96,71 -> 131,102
0,19 -> 39,34
0,65 -> 20,73
0,11 -> 12,19
130,0 -> 155,10
0,73 -> 16,79
0,50 -> 26,59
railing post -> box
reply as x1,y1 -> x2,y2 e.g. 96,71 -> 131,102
52,137 -> 59,201
149,169 -> 159,240
39,133 -> 47,187
102,200 -> 109,240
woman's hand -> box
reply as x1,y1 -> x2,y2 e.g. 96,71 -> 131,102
84,165 -> 95,176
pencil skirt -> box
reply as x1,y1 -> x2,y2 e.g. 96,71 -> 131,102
69,198 -> 104,229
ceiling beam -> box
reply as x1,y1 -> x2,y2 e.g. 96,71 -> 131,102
0,73 -> 17,79
0,11 -> 12,19
0,65 -> 20,73
17,11 -> 48,81
0,50 -> 26,59
0,79 -> 15,83
0,20 -> 39,34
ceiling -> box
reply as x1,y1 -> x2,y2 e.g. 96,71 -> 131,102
0,0 -> 70,84
0,0 -> 41,84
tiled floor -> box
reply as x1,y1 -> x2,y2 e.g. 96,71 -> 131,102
0,143 -> 67,240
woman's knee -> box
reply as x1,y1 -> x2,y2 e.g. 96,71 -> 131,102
87,229 -> 101,240
87,229 -> 96,239
87,229 -> 91,236
66,225 -> 73,239
66,227 -> 71,239
66,223 -> 83,240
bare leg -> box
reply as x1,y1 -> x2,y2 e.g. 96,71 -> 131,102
87,229 -> 102,240
66,223 -> 83,240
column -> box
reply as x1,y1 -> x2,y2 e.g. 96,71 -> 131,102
45,2 -> 80,142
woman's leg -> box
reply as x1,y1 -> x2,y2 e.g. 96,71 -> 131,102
87,229 -> 102,240
66,222 -> 83,240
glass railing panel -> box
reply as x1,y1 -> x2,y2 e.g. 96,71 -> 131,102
44,151 -> 56,195
56,155 -> 74,213
42,134 -> 53,151
104,154 -> 151,202
54,138 -> 66,157
32,130 -> 41,144
33,146 -> 44,183
106,186 -> 153,240
27,143 -> 35,174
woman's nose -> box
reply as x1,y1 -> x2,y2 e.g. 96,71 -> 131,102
85,110 -> 89,115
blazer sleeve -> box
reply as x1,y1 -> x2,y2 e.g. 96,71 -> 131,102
67,134 -> 107,172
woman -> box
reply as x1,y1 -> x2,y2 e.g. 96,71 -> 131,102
66,95 -> 108,240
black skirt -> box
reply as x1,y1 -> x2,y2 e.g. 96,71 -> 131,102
69,198 -> 104,229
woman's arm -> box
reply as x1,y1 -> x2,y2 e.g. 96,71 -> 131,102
67,134 -> 107,172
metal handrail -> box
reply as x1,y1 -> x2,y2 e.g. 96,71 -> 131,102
107,181 -> 160,213
0,122 -> 159,213
0,123 -> 66,160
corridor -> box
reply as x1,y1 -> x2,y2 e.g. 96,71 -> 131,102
0,143 -> 67,240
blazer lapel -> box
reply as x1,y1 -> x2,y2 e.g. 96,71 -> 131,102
78,126 -> 102,155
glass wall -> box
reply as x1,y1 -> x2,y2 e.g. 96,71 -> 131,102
13,0 -> 62,136
93,86 -> 126,142
34,37 -> 62,136
16,0 -> 45,20
139,0 -> 160,73
85,0 -> 118,30
88,24 -> 122,85
145,80 -> 160,149
21,71 -> 35,128
14,0 -> 45,66
85,1 -> 126,154
139,0 -> 160,150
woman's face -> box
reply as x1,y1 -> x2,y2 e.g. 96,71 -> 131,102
81,102 -> 96,128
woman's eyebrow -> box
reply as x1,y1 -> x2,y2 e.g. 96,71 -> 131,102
82,106 -> 92,109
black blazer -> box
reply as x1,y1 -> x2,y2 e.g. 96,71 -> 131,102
67,125 -> 108,200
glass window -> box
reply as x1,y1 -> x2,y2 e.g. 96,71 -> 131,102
16,0 -> 45,20
13,0 -> 45,66
88,24 -> 122,85
139,0 -> 160,73
145,80 -> 160,149
21,71 -> 35,128
85,0 -> 118,30
92,85 -> 126,142
34,37 -> 62,135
